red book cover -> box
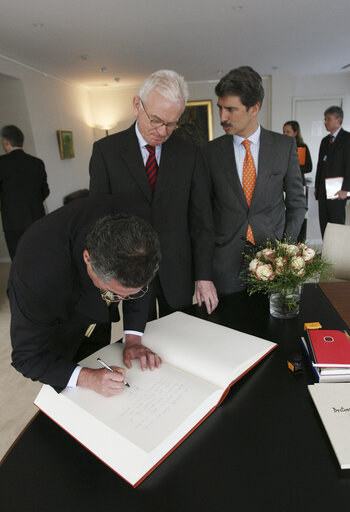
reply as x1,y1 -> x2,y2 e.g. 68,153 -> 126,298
307,330 -> 350,367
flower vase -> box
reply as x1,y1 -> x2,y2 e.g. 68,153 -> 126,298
269,285 -> 302,319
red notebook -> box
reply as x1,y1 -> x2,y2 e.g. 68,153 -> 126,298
307,330 -> 350,367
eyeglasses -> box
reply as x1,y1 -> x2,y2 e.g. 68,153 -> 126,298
140,99 -> 179,131
100,284 -> 149,304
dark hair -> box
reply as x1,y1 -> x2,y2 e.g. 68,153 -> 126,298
283,120 -> 304,146
1,125 -> 24,147
324,106 -> 343,123
215,66 -> 265,109
85,214 -> 161,287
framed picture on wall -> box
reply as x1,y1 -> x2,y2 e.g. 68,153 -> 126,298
57,130 -> 75,159
176,100 -> 213,145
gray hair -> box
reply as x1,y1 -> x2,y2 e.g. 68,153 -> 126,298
138,69 -> 189,107
85,214 -> 161,287
324,105 -> 343,123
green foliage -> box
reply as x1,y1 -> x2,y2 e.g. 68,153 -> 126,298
242,238 -> 333,297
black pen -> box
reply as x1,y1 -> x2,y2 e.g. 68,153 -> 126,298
96,357 -> 130,387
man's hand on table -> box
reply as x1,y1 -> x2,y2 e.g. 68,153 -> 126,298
123,333 -> 162,371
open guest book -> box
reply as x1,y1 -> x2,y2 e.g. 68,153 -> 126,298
34,312 -> 276,487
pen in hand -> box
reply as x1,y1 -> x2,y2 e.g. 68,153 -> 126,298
97,357 -> 130,387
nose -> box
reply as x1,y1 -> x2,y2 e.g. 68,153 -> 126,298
220,110 -> 229,123
157,124 -> 168,137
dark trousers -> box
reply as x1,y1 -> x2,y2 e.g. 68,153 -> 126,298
4,230 -> 24,260
148,275 -> 175,321
318,187 -> 347,238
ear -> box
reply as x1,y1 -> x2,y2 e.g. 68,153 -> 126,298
133,96 -> 141,118
249,102 -> 261,119
83,250 -> 90,265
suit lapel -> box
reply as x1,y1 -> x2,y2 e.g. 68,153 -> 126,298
252,127 -> 273,207
121,124 -> 152,203
219,136 -> 247,207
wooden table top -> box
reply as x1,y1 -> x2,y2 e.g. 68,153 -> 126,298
319,281 -> 350,329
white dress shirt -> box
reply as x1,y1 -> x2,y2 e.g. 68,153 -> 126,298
233,125 -> 261,185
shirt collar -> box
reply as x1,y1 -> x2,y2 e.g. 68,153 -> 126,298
331,126 -> 341,139
234,125 -> 261,147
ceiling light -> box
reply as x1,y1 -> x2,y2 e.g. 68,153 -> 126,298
80,54 -> 89,60
33,22 -> 44,28
232,5 -> 243,10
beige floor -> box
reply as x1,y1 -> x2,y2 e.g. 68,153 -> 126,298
0,263 -> 41,461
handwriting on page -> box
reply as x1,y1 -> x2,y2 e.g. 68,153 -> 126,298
120,377 -> 189,431
66,364 -> 218,453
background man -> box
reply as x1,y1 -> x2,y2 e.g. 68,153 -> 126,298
0,125 -> 50,259
203,66 -> 306,294
89,69 -> 218,319
9,196 -> 161,396
315,106 -> 350,237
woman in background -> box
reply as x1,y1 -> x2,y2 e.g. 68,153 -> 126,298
283,121 -> 312,185
283,120 -> 312,242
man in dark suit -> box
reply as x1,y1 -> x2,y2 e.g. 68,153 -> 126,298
203,67 -> 306,294
89,69 -> 218,321
315,106 -> 350,237
0,125 -> 50,259
9,196 -> 161,395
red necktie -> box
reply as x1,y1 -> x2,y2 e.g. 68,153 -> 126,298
242,140 -> 256,244
145,145 -> 158,192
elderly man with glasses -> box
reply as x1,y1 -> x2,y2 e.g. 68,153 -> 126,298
9,196 -> 161,396
89,70 -> 218,332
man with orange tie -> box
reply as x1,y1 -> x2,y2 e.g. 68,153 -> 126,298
203,66 -> 306,294
89,70 -> 218,328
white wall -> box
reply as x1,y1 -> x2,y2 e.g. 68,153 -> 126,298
0,56 -> 95,259
271,72 -> 350,133
0,56 -> 94,212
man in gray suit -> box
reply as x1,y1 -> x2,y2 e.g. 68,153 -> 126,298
204,67 -> 306,294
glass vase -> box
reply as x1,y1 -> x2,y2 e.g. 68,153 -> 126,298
269,285 -> 302,319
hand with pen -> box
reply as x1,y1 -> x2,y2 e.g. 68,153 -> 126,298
77,363 -> 127,397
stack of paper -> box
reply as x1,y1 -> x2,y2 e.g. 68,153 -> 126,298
302,329 -> 350,382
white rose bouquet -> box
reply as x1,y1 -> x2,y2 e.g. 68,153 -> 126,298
243,239 -> 332,300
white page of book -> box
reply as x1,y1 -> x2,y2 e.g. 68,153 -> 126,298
140,312 -> 275,389
67,343 -> 220,453
308,383 -> 350,469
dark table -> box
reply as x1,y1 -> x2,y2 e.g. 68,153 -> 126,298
319,281 -> 350,329
1,284 -> 350,511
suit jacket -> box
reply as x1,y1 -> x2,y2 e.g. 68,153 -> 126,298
89,124 -> 214,309
315,128 -> 350,200
0,149 -> 50,231
203,127 -> 306,293
9,197 -> 153,389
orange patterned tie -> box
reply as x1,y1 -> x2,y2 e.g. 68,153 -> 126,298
242,139 -> 256,244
